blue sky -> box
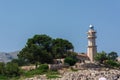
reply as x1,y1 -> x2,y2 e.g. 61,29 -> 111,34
0,0 -> 120,55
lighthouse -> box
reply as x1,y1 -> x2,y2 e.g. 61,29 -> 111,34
87,25 -> 97,62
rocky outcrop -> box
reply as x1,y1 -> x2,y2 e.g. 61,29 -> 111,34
60,69 -> 120,80
25,68 -> 120,80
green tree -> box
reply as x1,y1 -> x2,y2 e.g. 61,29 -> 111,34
66,51 -> 77,58
11,58 -> 28,66
108,52 -> 118,61
52,38 -> 74,58
94,51 -> 108,64
94,51 -> 120,68
18,34 -> 53,64
27,34 -> 52,51
18,34 -> 74,65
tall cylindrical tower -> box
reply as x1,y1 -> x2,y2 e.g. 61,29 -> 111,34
87,25 -> 97,62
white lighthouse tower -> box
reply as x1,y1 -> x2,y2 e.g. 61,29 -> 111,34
87,25 -> 97,62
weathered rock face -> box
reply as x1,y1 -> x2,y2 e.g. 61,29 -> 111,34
60,69 -> 120,80
25,69 -> 120,80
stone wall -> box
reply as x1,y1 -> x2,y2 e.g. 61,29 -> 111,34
48,64 -> 69,70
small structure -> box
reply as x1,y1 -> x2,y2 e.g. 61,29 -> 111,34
77,53 -> 90,63
49,58 -> 69,70
21,65 -> 36,71
117,57 -> 120,62
53,58 -> 64,64
73,53 -> 90,69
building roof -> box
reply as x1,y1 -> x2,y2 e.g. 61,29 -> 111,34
77,53 -> 90,60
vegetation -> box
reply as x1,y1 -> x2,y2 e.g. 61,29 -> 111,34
23,64 -> 49,77
0,62 -> 21,80
0,75 -> 8,80
105,60 -> 120,68
0,34 -> 119,79
18,34 -> 53,64
11,58 -> 28,66
52,38 -> 74,58
46,70 -> 60,79
0,62 -> 5,75
0,34 -> 75,79
0,63 -> 60,79
94,51 -> 120,68
18,34 -> 74,65
108,52 -> 118,61
22,64 -> 60,79
94,51 -> 108,64
38,64 -> 49,72
64,56 -> 77,66
5,62 -> 21,77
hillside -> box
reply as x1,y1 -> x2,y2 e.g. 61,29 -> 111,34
0,51 -> 19,63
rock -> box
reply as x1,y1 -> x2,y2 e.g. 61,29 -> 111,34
24,68 -> 120,80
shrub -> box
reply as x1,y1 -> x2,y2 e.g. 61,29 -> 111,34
64,57 -> 77,66
23,69 -> 43,77
0,75 -> 8,80
38,64 -> 49,72
23,64 -> 49,77
46,70 -> 60,79
0,62 -> 5,75
105,60 -> 119,67
5,62 -> 21,77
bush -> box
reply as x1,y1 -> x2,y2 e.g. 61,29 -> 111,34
105,60 -> 120,67
5,62 -> 21,77
0,62 -> 5,75
64,57 -> 77,66
23,64 -> 49,77
23,69 -> 43,77
94,52 -> 108,64
0,75 -> 8,80
38,64 -> 49,72
46,70 -> 60,79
